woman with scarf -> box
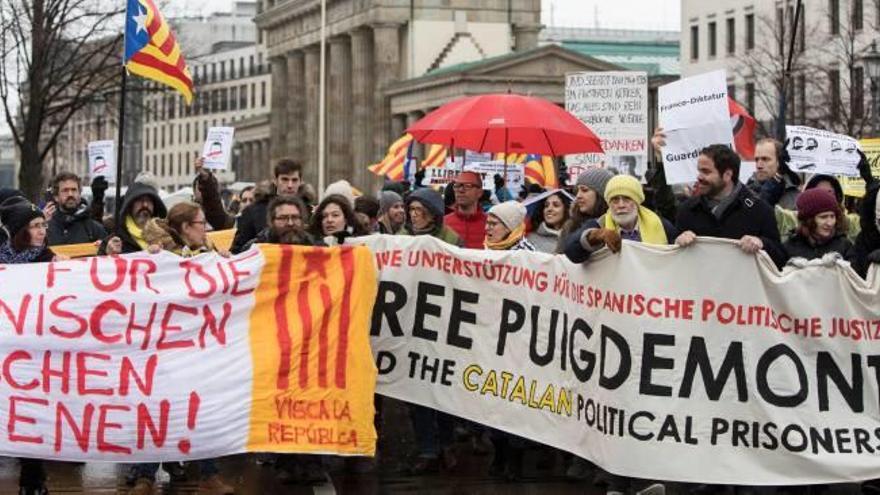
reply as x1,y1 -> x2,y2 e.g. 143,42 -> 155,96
485,201 -> 535,251
0,198 -> 66,495
525,190 -> 572,253
784,188 -> 853,261
143,201 -> 230,258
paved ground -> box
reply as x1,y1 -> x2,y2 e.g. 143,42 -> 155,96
0,399 -> 611,494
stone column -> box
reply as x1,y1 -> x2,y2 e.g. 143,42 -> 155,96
303,45 -> 321,187
286,50 -> 306,160
262,139 -> 271,176
406,111 -> 423,162
269,56 -> 288,160
328,36 -> 353,184
350,28 -> 374,190
513,24 -> 542,51
372,23 -> 402,185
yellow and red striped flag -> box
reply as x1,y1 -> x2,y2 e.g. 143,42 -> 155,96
496,153 -> 558,189
421,144 -> 447,168
124,0 -> 194,103
368,133 -> 414,181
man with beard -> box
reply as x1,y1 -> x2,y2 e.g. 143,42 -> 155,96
46,172 -> 108,246
241,195 -> 317,250
564,174 -> 678,263
100,178 -> 168,255
675,144 -> 787,269
232,158 -> 303,253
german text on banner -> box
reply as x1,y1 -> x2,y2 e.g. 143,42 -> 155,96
364,234 -> 880,485
0,245 -> 377,461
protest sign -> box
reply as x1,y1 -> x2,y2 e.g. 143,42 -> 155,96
88,141 -> 116,183
786,125 -> 861,176
565,71 -> 649,183
0,245 -> 377,461
659,70 -> 733,185
422,161 -> 524,193
202,127 -> 235,170
838,138 -> 880,197
365,234 -> 880,485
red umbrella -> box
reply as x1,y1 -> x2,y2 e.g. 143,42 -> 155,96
406,94 -> 603,156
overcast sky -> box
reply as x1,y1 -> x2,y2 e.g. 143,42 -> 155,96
0,0 -> 680,136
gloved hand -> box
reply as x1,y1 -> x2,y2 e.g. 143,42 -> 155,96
91,176 -> 109,199
857,150 -> 875,185
586,228 -> 622,253
759,177 -> 785,206
867,249 -> 880,264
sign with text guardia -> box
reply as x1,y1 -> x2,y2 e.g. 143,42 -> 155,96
0,245 -> 377,461
364,234 -> 880,485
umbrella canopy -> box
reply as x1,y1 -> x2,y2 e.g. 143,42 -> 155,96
406,94 -> 603,156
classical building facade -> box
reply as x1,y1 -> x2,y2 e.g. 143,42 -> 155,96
255,0 -> 543,189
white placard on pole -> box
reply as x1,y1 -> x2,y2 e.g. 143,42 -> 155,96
87,140 -> 116,183
201,127 -> 235,170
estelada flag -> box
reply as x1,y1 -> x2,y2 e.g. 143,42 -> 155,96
124,0 -> 194,104
729,97 -> 756,160
368,134 -> 414,182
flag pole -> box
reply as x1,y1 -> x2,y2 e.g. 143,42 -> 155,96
317,0 -> 327,194
113,67 -> 127,231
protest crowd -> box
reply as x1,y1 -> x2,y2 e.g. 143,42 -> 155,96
2,115 -> 879,495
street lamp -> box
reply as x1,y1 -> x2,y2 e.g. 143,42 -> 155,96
860,41 -> 880,135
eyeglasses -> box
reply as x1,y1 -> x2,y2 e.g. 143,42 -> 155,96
408,205 -> 426,214
188,220 -> 207,226
274,214 -> 302,224
452,183 -> 480,191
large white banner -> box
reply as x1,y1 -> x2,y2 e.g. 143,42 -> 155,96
365,234 -> 880,485
565,71 -> 649,183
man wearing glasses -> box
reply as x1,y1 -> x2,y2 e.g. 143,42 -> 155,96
444,171 -> 487,249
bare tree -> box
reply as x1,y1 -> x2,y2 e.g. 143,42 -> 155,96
0,0 -> 122,199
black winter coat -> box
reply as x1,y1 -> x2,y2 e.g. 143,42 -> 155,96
784,232 -> 853,261
98,182 -> 167,255
675,185 -> 788,269
48,201 -> 107,246
231,197 -> 271,254
850,182 -> 880,278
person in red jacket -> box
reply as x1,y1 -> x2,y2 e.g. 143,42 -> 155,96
444,171 -> 487,248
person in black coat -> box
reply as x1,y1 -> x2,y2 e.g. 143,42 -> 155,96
850,182 -> 880,278
231,158 -> 303,253
46,172 -> 107,246
674,144 -> 788,269
100,180 -> 167,255
784,188 -> 853,261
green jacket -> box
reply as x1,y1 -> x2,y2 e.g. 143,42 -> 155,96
399,224 -> 463,247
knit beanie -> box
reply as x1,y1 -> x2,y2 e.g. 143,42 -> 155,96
576,168 -> 614,197
488,201 -> 526,231
603,175 -> 645,204
323,180 -> 355,207
379,190 -> 403,215
796,188 -> 839,220
406,188 -> 446,223
0,200 -> 44,239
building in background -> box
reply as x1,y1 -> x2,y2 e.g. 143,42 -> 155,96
0,134 -> 16,188
256,0 -> 543,189
680,0 -> 880,137
142,42 -> 271,190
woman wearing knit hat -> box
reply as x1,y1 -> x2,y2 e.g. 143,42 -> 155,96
377,190 -> 405,234
783,188 -> 853,261
558,168 -> 613,252
0,199 -> 67,264
400,188 -> 461,246
485,200 -> 535,251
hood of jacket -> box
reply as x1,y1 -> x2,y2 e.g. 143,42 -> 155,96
120,182 -> 167,220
